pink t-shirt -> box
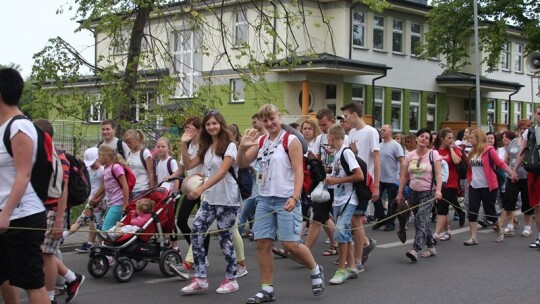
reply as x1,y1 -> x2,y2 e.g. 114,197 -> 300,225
130,213 -> 151,227
103,163 -> 126,206
405,150 -> 442,192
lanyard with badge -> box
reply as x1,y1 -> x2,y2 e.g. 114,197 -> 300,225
256,129 -> 284,185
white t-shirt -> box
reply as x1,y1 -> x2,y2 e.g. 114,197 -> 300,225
180,142 -> 204,176
348,125 -> 380,177
98,137 -> 129,159
0,118 -> 44,220
156,156 -> 179,188
314,132 -> 350,166
331,145 -> 359,207
202,142 -> 240,206
257,129 -> 300,197
126,148 -> 153,192
469,155 -> 488,189
88,165 -> 104,199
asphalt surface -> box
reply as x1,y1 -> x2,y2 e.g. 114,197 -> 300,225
11,216 -> 540,304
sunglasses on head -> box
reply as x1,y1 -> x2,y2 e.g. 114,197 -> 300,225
204,109 -> 219,117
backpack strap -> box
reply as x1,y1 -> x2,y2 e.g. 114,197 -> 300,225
340,147 -> 352,175
166,158 -> 174,175
140,148 -> 148,171
117,139 -> 125,159
282,131 -> 291,156
258,134 -> 267,149
111,163 -> 124,187
3,114 -> 29,156
429,150 -> 435,190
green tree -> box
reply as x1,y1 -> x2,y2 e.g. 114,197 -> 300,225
419,0 -> 540,74
30,0 -> 390,133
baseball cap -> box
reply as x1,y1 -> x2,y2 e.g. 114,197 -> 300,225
83,147 -> 99,167
336,115 -> 345,120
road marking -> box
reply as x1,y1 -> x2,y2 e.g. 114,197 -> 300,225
145,277 -> 183,284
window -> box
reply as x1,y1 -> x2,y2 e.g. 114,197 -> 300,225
172,28 -> 202,98
373,87 -> 384,129
351,85 -> 365,113
373,16 -> 385,50
352,11 -> 365,47
409,91 -> 420,132
501,100 -> 509,124
112,31 -> 130,54
514,102 -> 521,126
234,10 -> 248,46
88,96 -> 105,123
410,23 -> 421,55
526,102 -> 533,120
392,19 -> 403,53
487,99 -> 496,126
515,43 -> 523,72
391,89 -> 402,131
131,92 -> 157,122
325,84 -> 337,99
230,79 -> 244,103
501,42 -> 510,70
426,93 -> 437,131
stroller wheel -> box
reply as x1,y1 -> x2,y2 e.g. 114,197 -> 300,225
132,259 -> 148,272
159,249 -> 182,277
113,257 -> 134,283
87,255 -> 109,278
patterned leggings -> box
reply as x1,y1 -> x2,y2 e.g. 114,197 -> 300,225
192,201 -> 239,279
410,190 -> 435,252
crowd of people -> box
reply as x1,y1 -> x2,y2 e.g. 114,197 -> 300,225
2,66 -> 540,304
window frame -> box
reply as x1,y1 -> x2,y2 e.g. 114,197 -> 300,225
88,95 -> 105,123
390,89 -> 403,132
487,98 -> 496,126
410,22 -> 421,56
233,10 -> 248,47
426,93 -> 437,131
501,42 -> 510,71
514,43 -> 523,72
392,19 -> 403,53
373,15 -> 385,51
352,10 -> 365,48
513,101 -> 521,127
501,100 -> 509,124
230,78 -> 245,103
171,28 -> 201,98
373,87 -> 384,129
409,91 -> 421,132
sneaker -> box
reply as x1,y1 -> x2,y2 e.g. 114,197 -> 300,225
354,261 -> 365,273
478,219 -> 493,228
329,269 -> 349,285
324,238 -> 330,244
216,279 -> 239,294
406,249 -> 418,262
347,268 -> 359,279
237,265 -> 248,278
169,263 -> 191,280
65,274 -> 85,303
504,228 -> 515,236
529,239 -> 540,249
74,242 -> 93,253
521,228 -> 532,237
361,238 -> 377,264
181,278 -> 209,294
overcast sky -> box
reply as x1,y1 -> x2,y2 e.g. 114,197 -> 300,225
0,0 -> 94,78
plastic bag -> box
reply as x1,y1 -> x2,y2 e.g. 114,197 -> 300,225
310,182 -> 330,203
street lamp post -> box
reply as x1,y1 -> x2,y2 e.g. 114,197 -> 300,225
473,0 -> 482,129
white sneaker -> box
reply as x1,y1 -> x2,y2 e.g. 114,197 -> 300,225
181,278 -> 209,294
216,279 -> 239,294
521,228 -> 532,237
237,265 -> 248,278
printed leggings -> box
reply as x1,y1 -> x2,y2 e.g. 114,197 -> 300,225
192,202 -> 239,279
410,190 -> 435,252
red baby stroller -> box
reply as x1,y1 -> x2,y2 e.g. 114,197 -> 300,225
87,179 -> 182,283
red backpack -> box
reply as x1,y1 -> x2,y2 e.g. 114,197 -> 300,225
112,163 -> 136,193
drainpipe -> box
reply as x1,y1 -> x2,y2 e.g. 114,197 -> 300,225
372,70 -> 388,116
468,87 -> 475,127
508,86 -> 520,129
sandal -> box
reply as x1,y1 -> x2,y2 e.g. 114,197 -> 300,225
496,231 -> 504,243
246,289 -> 276,304
310,265 -> 325,296
439,232 -> 452,241
406,249 -> 418,262
432,234 -> 439,245
463,238 -> 478,246
322,246 -> 338,256
419,248 -> 437,258
272,246 -> 289,258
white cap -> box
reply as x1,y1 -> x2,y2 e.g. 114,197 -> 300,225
84,147 -> 99,167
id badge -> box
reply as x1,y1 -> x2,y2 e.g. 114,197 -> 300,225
256,172 -> 265,185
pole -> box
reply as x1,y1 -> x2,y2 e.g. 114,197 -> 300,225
473,0 -> 482,129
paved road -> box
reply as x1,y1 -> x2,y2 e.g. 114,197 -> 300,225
13,220 -> 540,304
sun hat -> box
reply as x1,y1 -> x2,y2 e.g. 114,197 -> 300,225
83,147 -> 99,167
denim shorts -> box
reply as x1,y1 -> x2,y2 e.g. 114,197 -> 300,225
333,203 -> 356,243
252,196 -> 301,242
353,199 -> 370,216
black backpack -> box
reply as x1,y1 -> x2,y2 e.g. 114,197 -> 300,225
306,157 -> 326,193
222,144 -> 253,200
522,126 -> 540,174
455,147 -> 468,180
62,152 -> 92,207
340,147 -> 373,201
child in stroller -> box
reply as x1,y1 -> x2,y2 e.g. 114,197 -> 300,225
101,198 -> 154,241
87,181 -> 183,283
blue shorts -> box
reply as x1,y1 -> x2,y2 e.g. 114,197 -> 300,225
333,203 -> 356,243
353,199 -> 370,216
102,205 -> 123,231
252,196 -> 301,242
